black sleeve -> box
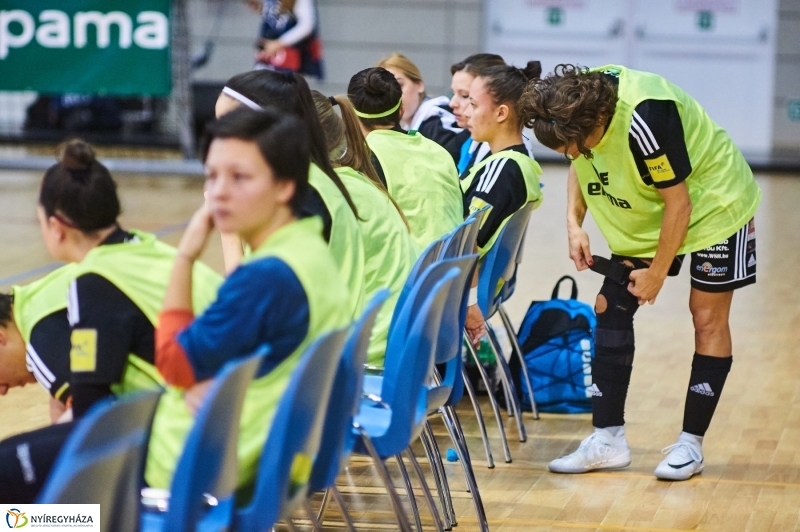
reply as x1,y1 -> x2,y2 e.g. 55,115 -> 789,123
370,153 -> 388,188
299,185 -> 332,242
628,99 -> 692,189
418,116 -> 461,165
28,310 -> 72,404
68,274 -> 155,417
463,157 -> 528,249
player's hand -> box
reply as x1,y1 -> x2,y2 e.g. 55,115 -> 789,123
567,225 -> 593,271
0,384 -> 8,396
178,204 -> 215,262
465,304 -> 486,347
184,379 -> 214,416
628,268 -> 665,305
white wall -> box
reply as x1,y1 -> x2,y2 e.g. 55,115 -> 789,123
773,0 -> 800,153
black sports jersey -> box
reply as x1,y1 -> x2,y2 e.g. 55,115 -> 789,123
27,309 -> 72,404
67,228 -> 155,418
602,72 -> 692,189
462,144 -> 529,249
417,106 -> 463,165
300,185 -> 332,242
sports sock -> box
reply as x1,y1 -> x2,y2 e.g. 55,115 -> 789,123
682,353 -> 732,437
591,352 -> 632,428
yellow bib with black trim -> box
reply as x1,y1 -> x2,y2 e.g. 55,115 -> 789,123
572,65 -> 761,258
462,150 -> 543,256
145,217 -> 351,489
366,129 -> 463,249
12,264 -> 75,344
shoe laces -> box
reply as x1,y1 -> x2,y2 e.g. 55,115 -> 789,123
661,442 -> 702,463
575,432 -> 615,462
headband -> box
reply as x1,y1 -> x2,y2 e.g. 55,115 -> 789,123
222,87 -> 262,111
353,99 -> 402,119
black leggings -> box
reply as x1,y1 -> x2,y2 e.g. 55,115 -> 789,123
0,421 -> 74,503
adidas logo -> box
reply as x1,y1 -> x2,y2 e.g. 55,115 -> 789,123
748,255 -> 756,267
690,382 -> 714,396
590,383 -> 602,397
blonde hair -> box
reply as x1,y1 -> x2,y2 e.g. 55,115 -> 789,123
377,53 -> 427,101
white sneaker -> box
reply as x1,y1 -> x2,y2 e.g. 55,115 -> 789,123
549,428 -> 631,474
654,433 -> 704,481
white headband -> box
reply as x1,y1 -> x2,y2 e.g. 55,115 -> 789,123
222,87 -> 262,111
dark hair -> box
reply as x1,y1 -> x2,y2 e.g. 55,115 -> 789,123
0,293 -> 12,328
476,61 -> 542,128
224,70 -> 360,218
311,90 -> 410,229
347,67 -> 402,129
520,64 -> 618,158
202,107 -> 310,214
450,53 -> 505,76
39,139 -> 120,233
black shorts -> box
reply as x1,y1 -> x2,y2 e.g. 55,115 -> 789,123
687,218 -> 756,293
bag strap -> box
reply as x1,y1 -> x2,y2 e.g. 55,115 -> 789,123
551,275 -> 578,300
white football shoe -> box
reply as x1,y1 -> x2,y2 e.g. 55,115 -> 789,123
654,432 -> 704,481
549,428 -> 631,474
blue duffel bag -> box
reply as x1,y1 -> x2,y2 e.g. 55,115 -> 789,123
513,276 -> 596,413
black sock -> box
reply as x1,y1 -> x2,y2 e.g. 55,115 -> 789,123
591,349 -> 633,428
682,353 -> 732,437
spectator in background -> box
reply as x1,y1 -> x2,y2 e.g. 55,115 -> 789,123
248,0 -> 324,78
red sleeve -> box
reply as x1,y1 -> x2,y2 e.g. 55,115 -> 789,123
156,309 -> 197,389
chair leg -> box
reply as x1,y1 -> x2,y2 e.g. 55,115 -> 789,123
465,333 -> 512,463
499,304 -> 539,419
396,454 -> 424,532
420,428 -> 454,530
441,407 -> 490,532
357,428 -> 414,532
303,499 -> 323,532
331,485 -> 357,532
405,449 -> 445,532
487,324 -> 527,443
423,422 -> 456,528
317,487 -> 332,525
461,364 -> 495,468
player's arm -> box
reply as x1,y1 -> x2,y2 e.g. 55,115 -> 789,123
567,163 -> 593,270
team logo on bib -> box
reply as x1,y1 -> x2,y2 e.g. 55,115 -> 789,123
586,168 -> 632,210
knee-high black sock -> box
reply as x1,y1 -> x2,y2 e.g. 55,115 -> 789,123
682,353 -> 732,437
591,349 -> 633,428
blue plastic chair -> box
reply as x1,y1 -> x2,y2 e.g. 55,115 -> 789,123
352,269 -> 458,532
476,202 -> 537,439
234,326 -> 351,532
140,349 -> 268,532
440,219 -> 475,260
309,290 -> 389,529
39,391 -> 162,532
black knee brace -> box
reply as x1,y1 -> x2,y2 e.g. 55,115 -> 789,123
594,279 -> 640,369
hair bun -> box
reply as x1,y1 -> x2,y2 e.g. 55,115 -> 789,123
58,139 -> 96,171
364,68 -> 392,97
522,60 -> 542,81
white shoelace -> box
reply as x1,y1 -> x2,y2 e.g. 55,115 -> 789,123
575,433 -> 614,462
661,442 -> 703,463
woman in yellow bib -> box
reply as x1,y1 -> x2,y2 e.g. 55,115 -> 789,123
348,67 -> 463,249
311,90 -> 418,366
523,65 -> 761,481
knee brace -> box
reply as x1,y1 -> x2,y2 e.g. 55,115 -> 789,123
593,280 -> 640,370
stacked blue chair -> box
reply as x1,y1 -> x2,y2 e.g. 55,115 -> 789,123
38,390 -> 162,532
140,350 -> 268,532
309,290 -> 389,530
234,327 -> 350,532
353,268 -> 459,532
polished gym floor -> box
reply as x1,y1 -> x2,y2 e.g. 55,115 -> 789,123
1,162 -> 798,531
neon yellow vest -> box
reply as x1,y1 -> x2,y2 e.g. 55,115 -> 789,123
70,230 -> 223,396
336,166 -> 418,365
462,150 -> 544,256
366,129 -> 463,249
145,217 -> 351,489
572,65 -> 762,257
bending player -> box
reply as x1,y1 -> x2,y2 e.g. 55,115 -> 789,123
522,64 -> 760,480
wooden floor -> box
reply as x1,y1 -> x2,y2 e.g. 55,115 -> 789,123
1,165 -> 798,531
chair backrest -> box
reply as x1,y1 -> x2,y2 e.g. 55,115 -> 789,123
463,205 -> 490,256
379,269 -> 458,449
440,219 -> 474,259
236,326 -> 350,532
308,290 -> 389,493
477,202 -> 534,318
388,237 -> 445,335
160,349 -> 267,532
39,391 -> 162,532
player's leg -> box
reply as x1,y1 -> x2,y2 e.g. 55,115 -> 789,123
655,219 -> 755,481
549,260 -> 642,473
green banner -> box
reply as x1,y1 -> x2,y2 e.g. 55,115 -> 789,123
0,0 -> 171,96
